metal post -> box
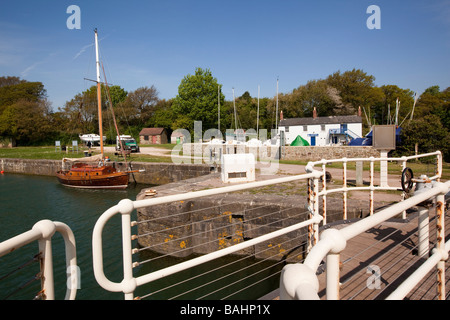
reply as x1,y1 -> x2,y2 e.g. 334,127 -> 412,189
38,238 -> 55,300
120,201 -> 136,300
322,162 -> 327,225
326,253 -> 340,300
343,159 -> 347,220
401,158 -> 407,219
436,193 -> 445,300
356,161 -> 363,186
380,150 -> 389,187
313,177 -> 320,245
436,151 -> 442,182
417,208 -> 429,258
307,178 -> 313,252
369,157 -> 374,215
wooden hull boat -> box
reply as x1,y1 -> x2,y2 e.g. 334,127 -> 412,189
56,163 -> 129,189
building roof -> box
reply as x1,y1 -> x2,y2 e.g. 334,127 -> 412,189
171,131 -> 185,137
279,115 -> 362,127
139,128 -> 166,135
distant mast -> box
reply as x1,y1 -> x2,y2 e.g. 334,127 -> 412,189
276,77 -> 279,131
94,28 -> 104,158
257,85 -> 260,137
218,85 -> 220,133
233,88 -> 237,132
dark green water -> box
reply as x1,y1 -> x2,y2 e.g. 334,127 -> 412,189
0,173 -> 282,300
0,173 -> 147,300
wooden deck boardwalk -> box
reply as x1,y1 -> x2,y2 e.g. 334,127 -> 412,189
263,205 -> 450,300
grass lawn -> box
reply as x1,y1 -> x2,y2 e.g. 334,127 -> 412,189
0,146 -> 173,163
1,145 -> 449,180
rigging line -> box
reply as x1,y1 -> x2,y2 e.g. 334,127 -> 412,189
135,202 -> 291,238
341,226 -> 420,287
199,241 -> 308,300
341,227 -> 403,266
217,261 -> 288,300
0,253 -> 41,282
341,213 -> 432,267
135,209 -> 309,265
140,230 -> 308,300
342,230 -> 421,293
101,62 -> 127,163
164,207 -> 307,252
136,202 -> 292,238
348,240 -> 421,300
140,202 -> 307,236
195,238 -> 304,300
221,270 -> 282,300
135,200 -> 245,224
2,271 -> 42,300
373,226 -> 450,299
136,205 -> 250,239
396,263 -> 438,300
134,207 -> 308,255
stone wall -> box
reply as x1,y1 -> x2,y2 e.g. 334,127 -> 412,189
282,146 -> 380,161
182,143 -> 380,162
0,158 -> 212,185
136,191 -> 368,262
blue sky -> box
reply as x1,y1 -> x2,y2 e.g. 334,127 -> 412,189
1,0 -> 449,110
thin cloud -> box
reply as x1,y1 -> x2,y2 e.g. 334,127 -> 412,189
72,35 -> 108,60
21,61 -> 43,77
73,43 -> 94,60
20,51 -> 59,77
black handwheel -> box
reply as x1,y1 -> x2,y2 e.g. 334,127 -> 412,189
401,167 -> 414,193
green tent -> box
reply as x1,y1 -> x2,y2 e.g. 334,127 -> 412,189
290,135 -> 310,146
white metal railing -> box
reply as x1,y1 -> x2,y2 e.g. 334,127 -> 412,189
306,151 -> 442,223
92,171 -> 323,300
0,220 -> 78,300
92,151 -> 444,300
280,180 -> 450,300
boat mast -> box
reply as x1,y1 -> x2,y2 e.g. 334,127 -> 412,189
276,77 -> 279,131
94,28 -> 104,158
218,85 -> 220,133
233,88 -> 237,133
257,85 -> 260,137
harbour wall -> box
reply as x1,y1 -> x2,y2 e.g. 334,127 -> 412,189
136,189 -> 370,262
0,158 -> 212,185
182,144 -> 380,161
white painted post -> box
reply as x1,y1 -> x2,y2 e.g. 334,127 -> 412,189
38,238 -> 55,300
417,208 -> 429,258
342,158 -> 347,220
326,253 -> 341,300
369,157 -> 374,215
380,150 -> 389,187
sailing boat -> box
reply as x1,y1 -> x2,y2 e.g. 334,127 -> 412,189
56,29 -> 133,189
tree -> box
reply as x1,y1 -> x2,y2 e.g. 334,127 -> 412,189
413,86 -> 450,132
107,85 -> 128,107
0,78 -> 51,145
171,68 -> 224,134
61,86 -> 99,134
61,84 -> 130,137
0,80 -> 47,114
398,114 -> 450,162
0,99 -> 53,145
376,85 -> 415,126
326,69 -> 382,114
117,86 -> 159,127
0,76 -> 25,88
146,99 -> 176,131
